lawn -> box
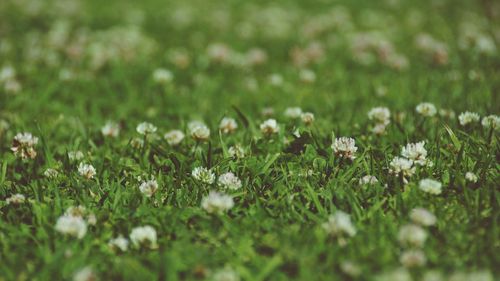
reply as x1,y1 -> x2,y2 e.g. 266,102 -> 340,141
0,0 -> 499,280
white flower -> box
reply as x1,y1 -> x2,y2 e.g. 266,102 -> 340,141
339,261 -> 361,277
6,193 -> 26,205
301,112 -> 315,125
260,119 -> 280,136
73,266 -> 96,281
55,215 -> 87,239
201,191 -> 234,214
401,141 -> 430,166
189,123 -> 210,141
68,151 -> 84,161
109,235 -> 129,252
78,163 -> 96,179
212,267 -> 240,281
218,172 -> 242,190
458,111 -> 480,126
481,115 -> 499,130
332,137 -> 358,160
359,175 -> 378,186
465,172 -> 478,183
269,73 -> 284,86
368,107 -> 391,125
398,224 -> 427,247
219,117 -> 238,134
136,122 -> 157,135
130,225 -> 158,249
101,121 -> 120,138
152,68 -> 173,84
299,69 -> 316,83
419,178 -> 442,195
410,208 -> 436,226
389,157 -> 415,180
139,179 -> 158,197
371,123 -> 388,135
439,109 -> 456,119
164,130 -> 185,146
192,167 -> 215,184
11,132 -> 38,159
322,211 -> 356,238
284,107 -> 303,119
44,168 -> 59,179
228,144 -> 245,158
416,102 -> 437,117
400,250 -> 426,268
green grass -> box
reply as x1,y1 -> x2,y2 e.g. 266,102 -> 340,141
0,0 -> 499,280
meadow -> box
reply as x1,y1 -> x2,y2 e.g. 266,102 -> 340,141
0,0 -> 499,280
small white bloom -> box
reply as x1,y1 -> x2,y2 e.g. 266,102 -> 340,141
284,107 -> 303,119
136,122 -> 157,135
101,121 -> 120,138
11,132 -> 38,159
301,112 -> 315,125
164,130 -> 185,146
389,157 -> 415,180
359,175 -> 378,186
55,215 -> 87,239
218,172 -> 242,190
371,123 -> 388,135
78,163 -> 96,179
73,266 -> 96,281
398,224 -> 427,247
212,267 -> 240,281
332,137 -> 358,161
481,115 -> 499,130
192,167 -> 215,184
6,193 -> 26,205
189,123 -> 210,141
299,69 -> 316,83
465,172 -> 478,183
44,168 -> 59,179
219,117 -> 238,134
339,261 -> 361,277
269,73 -> 284,86
419,178 -> 442,195
322,211 -> 356,238
400,250 -> 426,268
416,102 -> 437,117
458,111 -> 480,126
439,109 -> 456,119
201,191 -> 234,214
152,68 -> 173,84
228,144 -> 245,158
401,141 -> 430,166
130,225 -> 158,249
139,179 -> 159,197
410,208 -> 437,226
109,235 -> 129,252
368,107 -> 391,125
260,119 -> 280,136
68,151 -> 84,161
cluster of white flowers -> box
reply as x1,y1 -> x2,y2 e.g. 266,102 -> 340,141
458,111 -> 480,126
368,107 -> 390,134
78,163 -> 96,179
189,121 -> 210,141
419,178 -> 442,195
218,172 -> 242,190
130,225 -> 158,249
465,172 -> 478,183
6,193 -> 26,205
359,175 -> 378,186
152,68 -> 173,84
401,141 -> 432,167
416,102 -> 437,117
108,235 -> 129,252
300,112 -> 315,125
43,168 -> 59,179
11,132 -> 39,159
322,210 -> 356,246
68,151 -> 84,161
73,266 -> 96,281
101,121 -> 120,138
211,267 -> 240,281
219,117 -> 238,134
481,115 -> 499,130
0,65 -> 21,94
55,207 -> 92,240
228,144 -> 245,158
164,130 -> 185,146
139,179 -> 159,197
192,167 -> 215,184
331,137 -> 357,161
389,157 -> 415,183
260,119 -> 280,136
409,208 -> 436,227
284,107 -> 302,119
136,122 -> 157,135
201,191 -> 234,214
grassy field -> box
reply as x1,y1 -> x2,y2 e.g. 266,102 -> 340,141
0,0 -> 499,280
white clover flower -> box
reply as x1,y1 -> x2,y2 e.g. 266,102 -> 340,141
400,250 -> 426,268
78,163 -> 96,179
389,157 -> 415,181
481,115 -> 499,130
218,172 -> 242,190
416,102 -> 437,117
401,141 -> 430,166
410,208 -> 437,227
359,175 -> 378,186
164,130 -> 185,146
44,168 -> 59,179
465,172 -> 478,183
55,215 -> 87,239
419,178 -> 442,195
108,235 -> 129,252
269,73 -> 284,86
260,119 -> 280,136
212,267 -> 240,281
136,122 -> 157,135
299,69 -> 316,83
0,65 -> 15,82
300,112 -> 315,126
68,151 -> 84,161
101,121 -> 120,138
130,137 -> 144,149
152,68 -> 173,84
439,109 -> 456,119
219,117 -> 238,134
192,167 -> 215,184
371,123 -> 389,135
398,224 -> 427,248
73,266 -> 96,281
130,225 -> 158,249
284,107 -> 303,119
11,132 -> 38,159
6,193 -> 26,205
139,179 -> 158,197
368,107 -> 391,125
228,144 -> 245,158
332,137 -> 358,161
201,191 -> 234,214
340,261 -> 361,278
64,206 -> 88,217
322,211 -> 356,238
190,123 -> 210,141
458,111 -> 480,126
